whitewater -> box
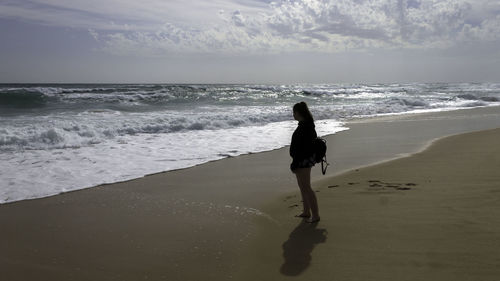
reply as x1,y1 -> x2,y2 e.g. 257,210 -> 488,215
1,83 -> 499,203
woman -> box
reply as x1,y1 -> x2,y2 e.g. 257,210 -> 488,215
290,102 -> 320,223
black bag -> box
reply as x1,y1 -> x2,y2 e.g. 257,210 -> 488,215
312,137 -> 329,175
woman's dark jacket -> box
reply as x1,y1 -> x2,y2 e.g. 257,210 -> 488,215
290,120 -> 317,163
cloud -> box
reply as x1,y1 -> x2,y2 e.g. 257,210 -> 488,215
0,0 -> 252,30
88,28 -> 99,41
1,0 -> 499,56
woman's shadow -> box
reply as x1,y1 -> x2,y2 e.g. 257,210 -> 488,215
280,221 -> 328,276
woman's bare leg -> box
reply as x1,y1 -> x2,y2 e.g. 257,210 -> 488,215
307,188 -> 320,222
295,170 -> 311,217
295,168 -> 319,221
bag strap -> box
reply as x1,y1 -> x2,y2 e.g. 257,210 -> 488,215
321,155 -> 329,175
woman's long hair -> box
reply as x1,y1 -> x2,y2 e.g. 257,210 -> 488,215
293,102 -> 314,123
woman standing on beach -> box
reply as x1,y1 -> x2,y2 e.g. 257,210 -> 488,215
290,102 -> 320,223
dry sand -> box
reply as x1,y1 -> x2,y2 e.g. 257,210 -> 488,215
238,128 -> 500,281
1,106 -> 499,281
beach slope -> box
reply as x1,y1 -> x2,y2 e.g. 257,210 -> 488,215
239,128 -> 500,281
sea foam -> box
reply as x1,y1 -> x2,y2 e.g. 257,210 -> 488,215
0,119 -> 347,203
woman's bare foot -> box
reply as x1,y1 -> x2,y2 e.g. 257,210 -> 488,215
295,213 -> 311,218
306,216 -> 320,223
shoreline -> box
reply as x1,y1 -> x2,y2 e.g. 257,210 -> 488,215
3,105 -> 500,206
1,106 -> 500,280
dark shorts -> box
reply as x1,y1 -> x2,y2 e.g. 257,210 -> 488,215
290,155 -> 316,173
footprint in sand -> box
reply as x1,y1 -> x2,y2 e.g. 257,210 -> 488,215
366,180 -> 418,191
395,183 -> 418,190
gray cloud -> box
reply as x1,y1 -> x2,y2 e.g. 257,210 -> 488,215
1,0 -> 499,56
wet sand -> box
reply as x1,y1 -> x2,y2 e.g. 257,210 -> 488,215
1,106 -> 500,280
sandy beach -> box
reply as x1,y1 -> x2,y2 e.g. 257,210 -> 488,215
237,127 -> 500,281
1,106 -> 500,281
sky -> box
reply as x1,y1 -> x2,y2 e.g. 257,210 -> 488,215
1,0 -> 499,83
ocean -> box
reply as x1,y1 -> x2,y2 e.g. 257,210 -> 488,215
1,83 -> 499,203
